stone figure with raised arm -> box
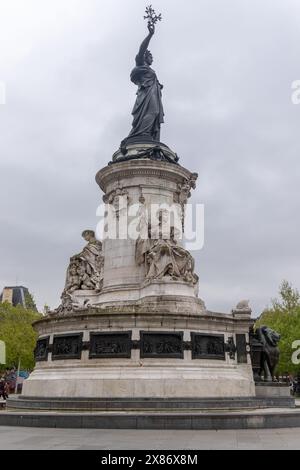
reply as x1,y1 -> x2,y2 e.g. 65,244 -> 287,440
123,6 -> 164,145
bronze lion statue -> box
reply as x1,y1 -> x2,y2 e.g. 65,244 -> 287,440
256,326 -> 281,382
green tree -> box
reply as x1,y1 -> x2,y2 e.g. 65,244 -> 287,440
0,302 -> 41,371
271,280 -> 300,312
24,291 -> 37,311
256,281 -> 300,375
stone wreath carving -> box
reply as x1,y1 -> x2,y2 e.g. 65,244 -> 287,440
103,188 -> 129,205
174,173 -> 198,231
103,187 -> 129,223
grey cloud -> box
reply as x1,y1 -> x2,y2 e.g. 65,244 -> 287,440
0,0 -> 299,314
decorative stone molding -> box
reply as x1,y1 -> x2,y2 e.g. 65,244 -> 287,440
173,172 -> 198,231
102,187 -> 129,205
232,300 -> 252,318
96,160 -> 194,193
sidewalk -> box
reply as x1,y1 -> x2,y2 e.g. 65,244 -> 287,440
0,426 -> 300,449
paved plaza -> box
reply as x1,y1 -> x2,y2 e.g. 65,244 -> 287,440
0,426 -> 299,450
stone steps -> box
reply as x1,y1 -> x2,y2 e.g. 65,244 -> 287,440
7,396 -> 295,412
1,408 -> 300,429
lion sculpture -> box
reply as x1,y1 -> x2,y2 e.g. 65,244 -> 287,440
256,326 -> 281,382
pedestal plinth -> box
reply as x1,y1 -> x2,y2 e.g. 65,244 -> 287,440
21,156 -> 255,402
94,159 -> 199,307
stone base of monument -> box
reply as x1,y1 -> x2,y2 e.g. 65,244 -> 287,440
18,307 -> 256,400
4,399 -> 300,430
7,395 -> 295,411
255,382 -> 292,398
6,305 -> 297,430
10,156 -> 295,430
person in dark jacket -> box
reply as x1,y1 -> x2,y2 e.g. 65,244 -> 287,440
0,378 -> 8,400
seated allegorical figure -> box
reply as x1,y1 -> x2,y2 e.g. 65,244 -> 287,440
71,230 -> 104,290
137,227 -> 198,285
58,230 -> 104,313
146,237 -> 181,280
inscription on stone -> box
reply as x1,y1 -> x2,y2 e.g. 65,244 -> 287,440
52,333 -> 82,360
191,333 -> 225,360
89,332 -> 132,358
140,331 -> 183,358
34,337 -> 49,361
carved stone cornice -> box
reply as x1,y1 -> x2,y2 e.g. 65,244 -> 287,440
96,160 -> 195,193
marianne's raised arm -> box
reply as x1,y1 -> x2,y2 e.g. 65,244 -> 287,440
135,23 -> 154,65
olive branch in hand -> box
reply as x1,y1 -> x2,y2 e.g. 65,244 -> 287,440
144,5 -> 162,28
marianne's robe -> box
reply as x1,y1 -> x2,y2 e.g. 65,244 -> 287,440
128,65 -> 164,141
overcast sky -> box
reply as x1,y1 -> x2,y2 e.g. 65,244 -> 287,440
0,0 -> 299,314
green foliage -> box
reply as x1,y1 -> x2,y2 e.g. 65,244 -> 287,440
0,302 -> 41,371
256,280 -> 300,375
24,291 -> 37,311
272,280 -> 300,312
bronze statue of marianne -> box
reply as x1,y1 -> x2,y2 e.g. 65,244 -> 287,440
123,6 -> 164,146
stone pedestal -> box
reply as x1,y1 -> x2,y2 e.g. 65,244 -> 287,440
255,382 -> 292,398
94,159 -> 198,306
22,155 -> 256,402
23,309 -> 255,398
